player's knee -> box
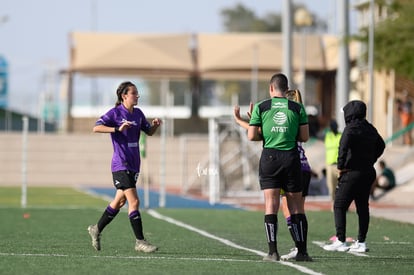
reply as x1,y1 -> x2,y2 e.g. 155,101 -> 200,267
118,198 -> 126,208
128,198 -> 140,209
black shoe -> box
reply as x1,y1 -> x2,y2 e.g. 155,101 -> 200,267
295,252 -> 313,262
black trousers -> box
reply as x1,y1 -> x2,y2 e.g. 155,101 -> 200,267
334,168 -> 376,243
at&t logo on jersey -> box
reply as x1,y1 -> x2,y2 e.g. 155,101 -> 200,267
272,111 -> 288,132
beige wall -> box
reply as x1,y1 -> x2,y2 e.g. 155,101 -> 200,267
356,69 -> 396,140
0,133 -> 210,194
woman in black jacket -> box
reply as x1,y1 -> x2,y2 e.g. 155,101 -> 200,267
323,100 -> 385,253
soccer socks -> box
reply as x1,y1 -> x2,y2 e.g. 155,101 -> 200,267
286,216 -> 297,244
290,214 -> 308,254
97,205 -> 120,232
264,214 -> 278,255
129,210 -> 145,240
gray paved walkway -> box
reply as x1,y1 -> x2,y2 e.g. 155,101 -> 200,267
369,176 -> 414,224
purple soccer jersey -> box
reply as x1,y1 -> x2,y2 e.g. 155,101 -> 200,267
297,142 -> 311,172
95,104 -> 151,173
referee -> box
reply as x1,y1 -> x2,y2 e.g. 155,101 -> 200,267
248,73 -> 312,262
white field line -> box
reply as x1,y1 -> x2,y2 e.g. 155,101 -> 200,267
0,253 -> 68,257
147,209 -> 324,275
0,252 -> 262,263
370,241 -> 411,244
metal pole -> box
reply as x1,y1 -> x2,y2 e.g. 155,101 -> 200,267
336,0 -> 350,131
189,33 -> 199,118
387,96 -> 394,146
66,72 -> 74,132
282,0 -> 293,81
21,116 -> 29,208
38,92 -> 45,133
180,136 -> 188,194
251,44 -> 258,104
240,129 -> 251,190
139,133 -> 150,209
368,0 -> 375,122
159,79 -> 168,208
208,118 -> 219,205
300,27 -> 307,105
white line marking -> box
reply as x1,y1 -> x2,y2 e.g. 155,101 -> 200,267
370,241 -> 411,245
0,252 -> 262,263
348,251 -> 369,257
0,252 -> 67,257
91,255 -> 260,262
147,209 -> 324,275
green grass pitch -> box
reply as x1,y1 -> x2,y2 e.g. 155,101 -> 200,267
0,187 -> 412,274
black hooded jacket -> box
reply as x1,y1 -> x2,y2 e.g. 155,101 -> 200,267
337,100 -> 385,171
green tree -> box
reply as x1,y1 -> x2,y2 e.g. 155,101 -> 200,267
220,3 -> 327,33
218,3 -> 327,105
221,4 -> 272,32
357,0 -> 414,80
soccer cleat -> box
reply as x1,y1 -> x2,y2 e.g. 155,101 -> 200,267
281,247 -> 297,261
135,239 -> 157,253
263,252 -> 280,262
323,239 -> 349,252
87,224 -> 101,251
349,241 -> 368,252
295,252 -> 313,262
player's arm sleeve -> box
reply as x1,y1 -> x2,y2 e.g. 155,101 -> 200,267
247,104 -> 263,141
249,104 -> 262,126
95,111 -> 116,127
139,110 -> 152,134
299,104 -> 308,125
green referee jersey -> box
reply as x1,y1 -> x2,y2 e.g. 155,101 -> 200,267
249,96 -> 308,150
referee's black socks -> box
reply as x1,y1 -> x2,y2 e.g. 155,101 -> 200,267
290,213 -> 308,254
264,214 -> 278,255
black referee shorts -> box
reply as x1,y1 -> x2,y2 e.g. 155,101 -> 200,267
259,148 -> 302,193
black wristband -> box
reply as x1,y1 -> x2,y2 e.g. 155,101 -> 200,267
114,126 -> 120,132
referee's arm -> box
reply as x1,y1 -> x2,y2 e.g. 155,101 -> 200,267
247,125 -> 263,141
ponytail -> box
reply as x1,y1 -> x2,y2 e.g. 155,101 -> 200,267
286,89 -> 303,104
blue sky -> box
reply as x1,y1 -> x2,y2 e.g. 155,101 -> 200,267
0,0 -> 357,116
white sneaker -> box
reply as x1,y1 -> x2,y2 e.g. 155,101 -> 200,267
349,241 -> 368,252
323,240 -> 349,252
87,224 -> 101,251
135,239 -> 157,253
281,247 -> 297,261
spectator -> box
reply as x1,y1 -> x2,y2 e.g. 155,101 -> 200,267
308,168 -> 328,196
397,90 -> 413,145
370,160 -> 396,200
323,100 -> 385,253
324,119 -> 342,206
